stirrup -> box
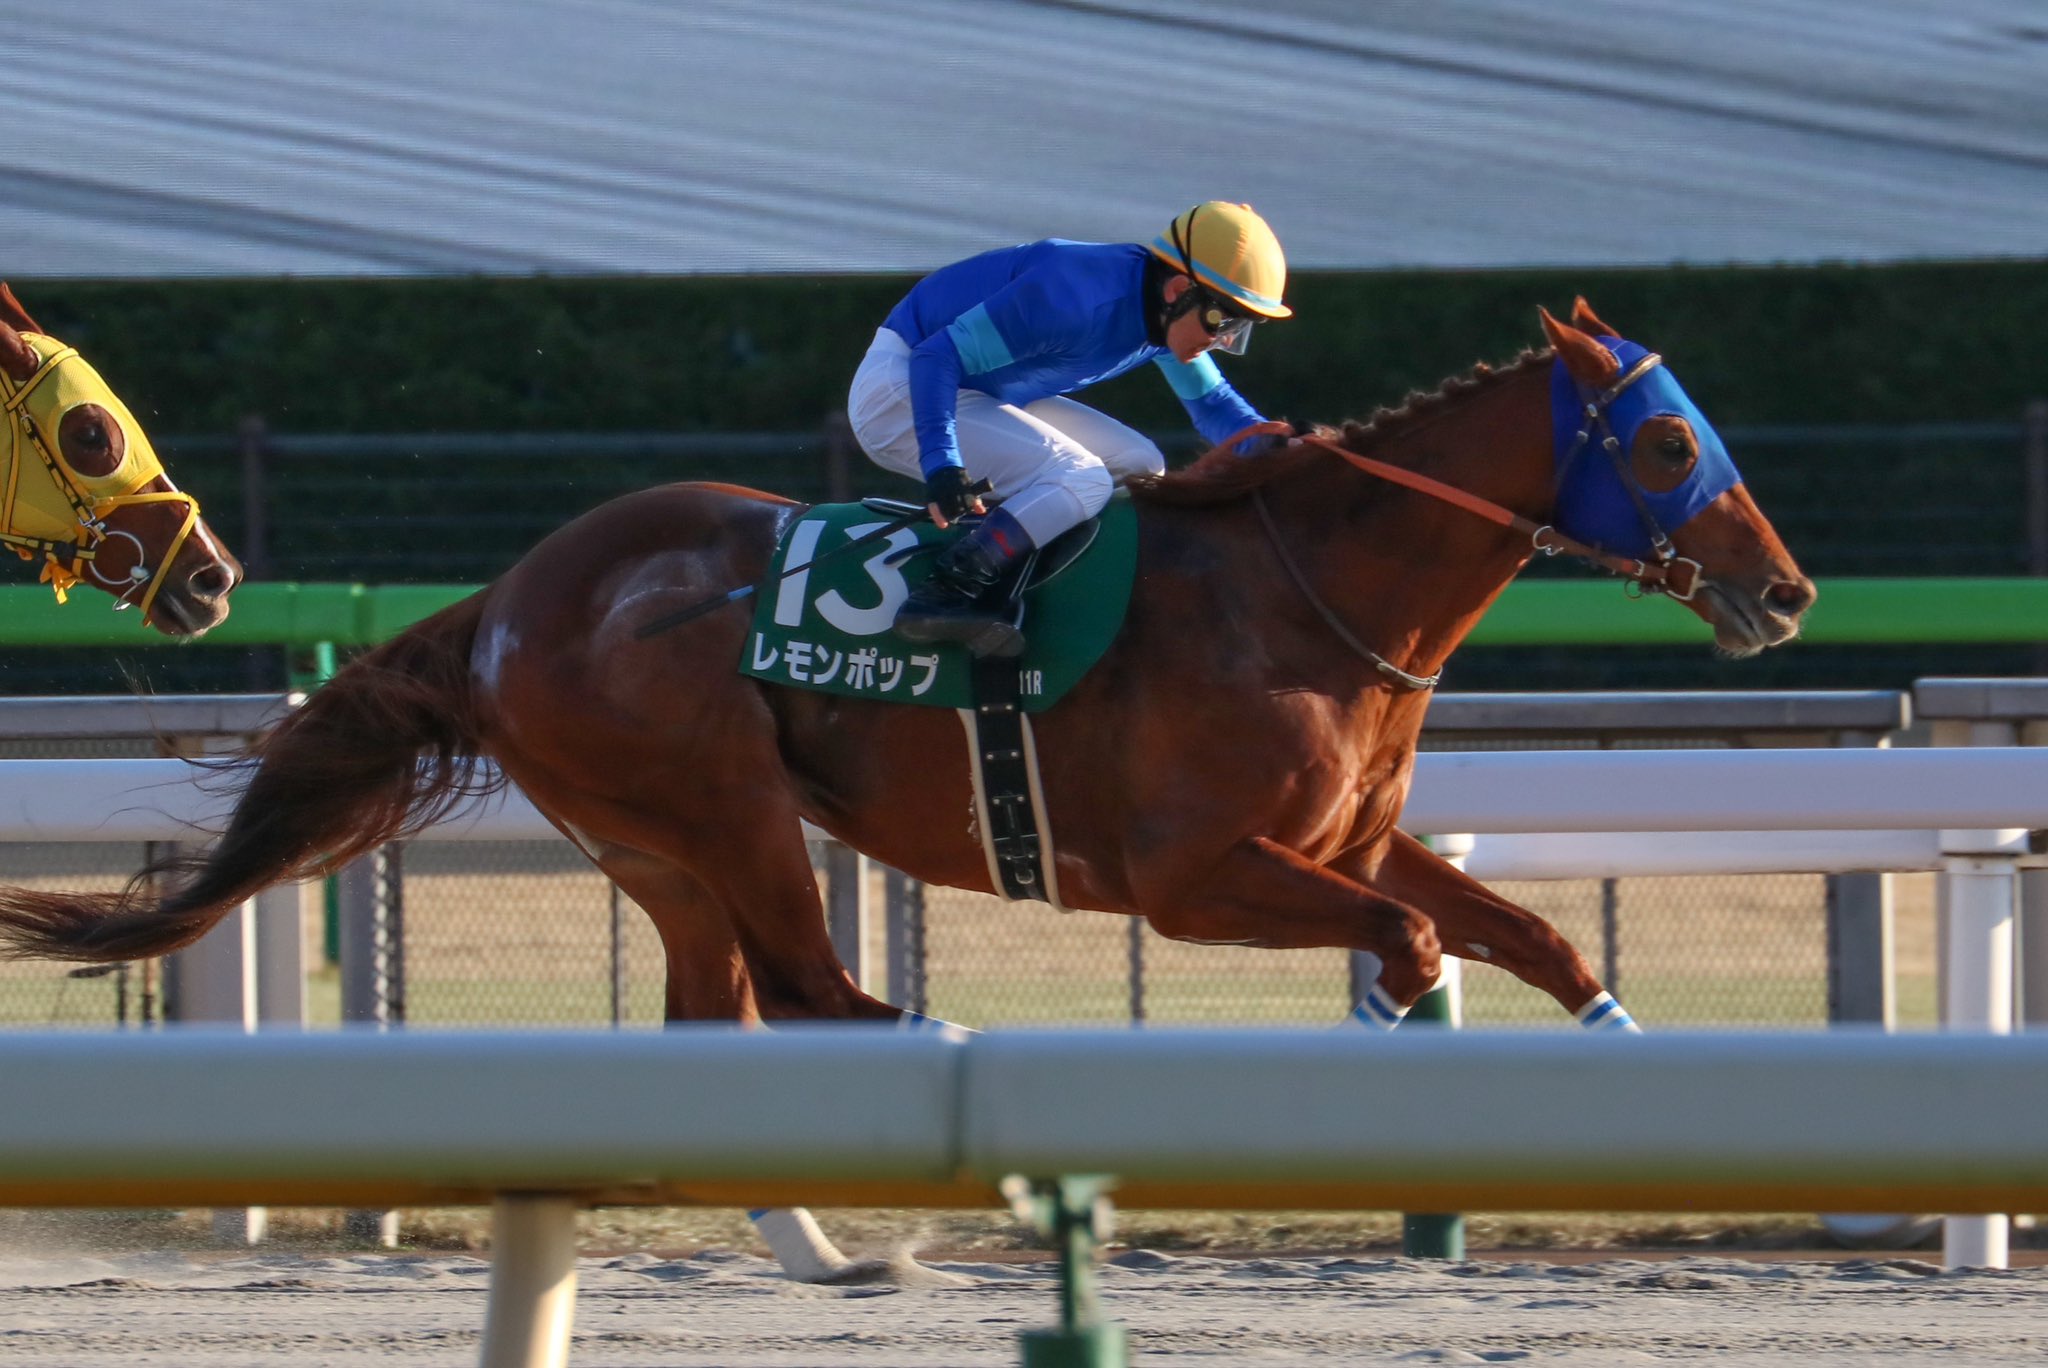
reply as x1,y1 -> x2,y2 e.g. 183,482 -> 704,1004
895,600 -> 1026,659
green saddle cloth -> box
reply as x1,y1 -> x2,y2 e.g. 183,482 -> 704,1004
738,493 -> 1136,712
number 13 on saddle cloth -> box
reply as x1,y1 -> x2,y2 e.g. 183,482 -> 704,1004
738,494 -> 1137,711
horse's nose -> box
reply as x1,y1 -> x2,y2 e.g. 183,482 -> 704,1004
1765,577 -> 1816,619
187,562 -> 235,600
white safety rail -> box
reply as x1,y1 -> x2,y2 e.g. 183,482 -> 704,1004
1,1029 -> 2045,1368
9,747 -> 2048,842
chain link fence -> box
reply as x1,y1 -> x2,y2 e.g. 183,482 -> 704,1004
400,842 -> 665,1028
0,837 -> 1942,1033
911,872 -> 1938,1032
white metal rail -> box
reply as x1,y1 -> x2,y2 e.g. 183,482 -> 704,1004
7,747 -> 2048,842
0,1029 -> 2044,1367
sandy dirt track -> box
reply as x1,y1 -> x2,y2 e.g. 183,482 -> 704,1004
0,1249 -> 2040,1366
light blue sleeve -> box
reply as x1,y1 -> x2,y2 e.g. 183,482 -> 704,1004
1155,354 -> 1268,451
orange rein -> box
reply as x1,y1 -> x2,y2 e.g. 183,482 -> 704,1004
1226,421 -> 1702,601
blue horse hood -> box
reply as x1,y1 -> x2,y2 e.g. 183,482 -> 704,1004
1549,336 -> 1741,559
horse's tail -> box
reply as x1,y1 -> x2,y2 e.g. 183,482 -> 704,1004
0,592 -> 499,963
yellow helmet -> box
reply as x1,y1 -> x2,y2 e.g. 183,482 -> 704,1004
1148,201 -> 1292,320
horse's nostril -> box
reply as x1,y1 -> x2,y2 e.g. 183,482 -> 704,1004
188,563 -> 233,599
1765,578 -> 1815,617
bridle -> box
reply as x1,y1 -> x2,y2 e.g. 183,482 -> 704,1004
0,339 -> 204,623
1240,350 -> 1704,692
1548,348 -> 1705,600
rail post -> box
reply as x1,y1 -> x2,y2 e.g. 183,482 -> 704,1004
1005,1175 -> 1128,1368
1826,725 -> 1898,1027
822,843 -> 874,993
1915,678 -> 2048,1267
480,1192 -> 580,1368
1938,824 -> 2020,1269
884,867 -> 927,1014
1402,833 -> 1469,1260
2023,715 -> 2048,1030
338,844 -> 405,1247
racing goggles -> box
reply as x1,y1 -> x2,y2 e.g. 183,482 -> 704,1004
1194,291 -> 1258,355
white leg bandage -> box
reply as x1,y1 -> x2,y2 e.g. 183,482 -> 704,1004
748,1208 -> 852,1282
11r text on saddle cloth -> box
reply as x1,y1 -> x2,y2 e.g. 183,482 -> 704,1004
738,496 -> 1137,712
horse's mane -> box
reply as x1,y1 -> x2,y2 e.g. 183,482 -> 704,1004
1129,346 -> 1553,508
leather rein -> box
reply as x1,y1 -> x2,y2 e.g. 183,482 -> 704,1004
1234,354 -> 1703,692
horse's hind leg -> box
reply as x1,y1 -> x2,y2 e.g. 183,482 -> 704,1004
676,815 -> 901,1022
1357,831 -> 1639,1032
592,848 -> 756,1024
529,784 -> 896,1021
593,844 -> 887,1283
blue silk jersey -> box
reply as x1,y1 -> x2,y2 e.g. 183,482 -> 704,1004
882,240 -> 1266,477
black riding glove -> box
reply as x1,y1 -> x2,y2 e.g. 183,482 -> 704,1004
924,466 -> 981,522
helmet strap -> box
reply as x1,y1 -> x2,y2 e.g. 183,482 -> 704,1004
1164,279 -> 1202,324
1140,255 -> 1181,344
1170,209 -> 1201,277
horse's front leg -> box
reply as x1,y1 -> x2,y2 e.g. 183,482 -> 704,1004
1136,836 -> 1443,1008
1345,830 -> 1638,1032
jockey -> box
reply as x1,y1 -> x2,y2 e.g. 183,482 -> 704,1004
847,200 -> 1293,652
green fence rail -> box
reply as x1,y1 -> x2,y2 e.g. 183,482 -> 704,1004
1464,578 -> 2048,647
2,578 -> 2043,649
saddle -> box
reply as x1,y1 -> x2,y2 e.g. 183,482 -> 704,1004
737,492 -> 1135,715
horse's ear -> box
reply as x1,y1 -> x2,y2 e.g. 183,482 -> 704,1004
1570,296 -> 1621,339
0,284 -> 42,335
1539,306 -> 1621,387
0,319 -> 35,385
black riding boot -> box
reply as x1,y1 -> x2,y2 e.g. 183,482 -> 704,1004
895,529 -> 1026,657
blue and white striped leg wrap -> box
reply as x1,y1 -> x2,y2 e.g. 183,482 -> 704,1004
1348,983 -> 1408,1031
1575,991 -> 1641,1033
897,1009 -> 978,1039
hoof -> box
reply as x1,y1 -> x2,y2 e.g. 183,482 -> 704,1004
816,1252 -> 972,1288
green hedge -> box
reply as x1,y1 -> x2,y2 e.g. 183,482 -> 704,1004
11,258 -> 2044,436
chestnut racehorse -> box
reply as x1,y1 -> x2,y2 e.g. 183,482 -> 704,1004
0,297 -> 1810,1013
0,301 -> 1808,1270
0,284 -> 240,634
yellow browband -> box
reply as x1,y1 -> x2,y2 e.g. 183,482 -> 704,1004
0,334 -> 201,622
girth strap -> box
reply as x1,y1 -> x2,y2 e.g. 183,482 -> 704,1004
956,656 -> 1069,908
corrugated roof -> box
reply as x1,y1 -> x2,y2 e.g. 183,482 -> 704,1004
6,0 -> 2043,276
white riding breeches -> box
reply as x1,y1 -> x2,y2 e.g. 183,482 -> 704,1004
847,328 -> 1165,547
